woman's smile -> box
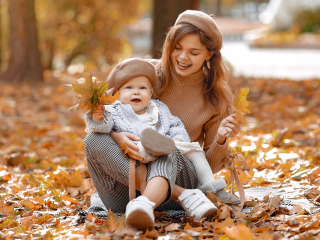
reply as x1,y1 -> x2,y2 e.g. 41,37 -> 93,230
177,60 -> 191,70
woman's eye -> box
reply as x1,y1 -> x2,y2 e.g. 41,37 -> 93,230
175,47 -> 181,50
191,52 -> 198,56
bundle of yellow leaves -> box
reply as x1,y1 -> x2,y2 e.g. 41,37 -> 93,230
67,72 -> 119,113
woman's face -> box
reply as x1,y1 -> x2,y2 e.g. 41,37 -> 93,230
171,33 -> 212,77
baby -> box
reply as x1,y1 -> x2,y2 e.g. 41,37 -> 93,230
85,58 -> 239,228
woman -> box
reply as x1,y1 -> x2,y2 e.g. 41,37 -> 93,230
84,10 -> 244,230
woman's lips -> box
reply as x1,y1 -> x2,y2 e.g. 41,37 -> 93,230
177,60 -> 191,70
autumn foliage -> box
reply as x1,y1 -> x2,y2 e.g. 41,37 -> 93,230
67,72 -> 119,113
0,71 -> 320,239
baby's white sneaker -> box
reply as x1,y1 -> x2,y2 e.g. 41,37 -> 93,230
178,189 -> 218,221
125,195 -> 155,230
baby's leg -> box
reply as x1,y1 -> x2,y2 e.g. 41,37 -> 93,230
184,150 -> 219,186
179,142 -> 240,205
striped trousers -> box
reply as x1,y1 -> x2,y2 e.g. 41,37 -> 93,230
84,132 -> 199,212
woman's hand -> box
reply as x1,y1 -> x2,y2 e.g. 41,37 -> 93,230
217,114 -> 240,144
109,132 -> 143,161
93,105 -> 105,120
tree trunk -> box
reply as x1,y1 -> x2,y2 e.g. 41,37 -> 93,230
1,0 -> 42,82
216,0 -> 222,17
152,0 -> 200,59
0,2 -> 2,69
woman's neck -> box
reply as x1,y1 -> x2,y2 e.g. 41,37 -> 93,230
172,67 -> 206,86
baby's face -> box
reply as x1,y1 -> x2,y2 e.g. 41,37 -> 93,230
118,76 -> 153,115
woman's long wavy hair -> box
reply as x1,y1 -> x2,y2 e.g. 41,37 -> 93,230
156,23 -> 231,109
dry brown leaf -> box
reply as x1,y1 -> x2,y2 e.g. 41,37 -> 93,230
218,205 -> 231,220
165,223 -> 181,232
269,195 -> 281,209
256,231 -> 275,240
184,222 -> 203,232
21,199 -> 35,209
18,215 -> 36,230
289,204 -> 303,215
0,170 -> 11,181
220,222 -> 254,240
143,228 -> 159,238
0,201 -> 14,216
33,195 -> 45,205
234,211 -> 246,219
101,212 -> 125,233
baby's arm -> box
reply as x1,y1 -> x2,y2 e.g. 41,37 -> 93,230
85,105 -> 114,133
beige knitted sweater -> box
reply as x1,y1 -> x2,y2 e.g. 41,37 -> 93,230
148,59 -> 233,174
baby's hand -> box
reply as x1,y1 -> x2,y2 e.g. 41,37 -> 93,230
93,105 -> 105,120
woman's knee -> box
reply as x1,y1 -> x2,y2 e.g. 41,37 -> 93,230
84,132 -> 120,159
84,132 -> 114,149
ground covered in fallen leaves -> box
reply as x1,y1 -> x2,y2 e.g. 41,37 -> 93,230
0,71 -> 320,239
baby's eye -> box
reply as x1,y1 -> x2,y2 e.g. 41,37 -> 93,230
140,87 -> 146,89
126,86 -> 132,89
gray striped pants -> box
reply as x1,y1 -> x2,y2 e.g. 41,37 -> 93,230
84,132 -> 198,212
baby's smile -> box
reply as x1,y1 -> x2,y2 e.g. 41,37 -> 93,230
131,98 -> 141,103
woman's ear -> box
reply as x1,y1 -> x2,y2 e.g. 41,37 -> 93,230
207,51 -> 214,61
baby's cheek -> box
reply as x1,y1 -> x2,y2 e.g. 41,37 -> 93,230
118,94 -> 130,105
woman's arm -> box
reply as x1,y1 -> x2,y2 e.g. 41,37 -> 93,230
203,104 -> 241,175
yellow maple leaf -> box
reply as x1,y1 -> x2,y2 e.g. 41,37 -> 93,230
61,195 -> 77,204
234,88 -> 251,124
0,201 -> 14,216
68,73 -> 119,113
69,169 -> 83,187
219,222 -> 254,240
120,144 -> 129,158
101,210 -> 125,233
100,91 -> 120,105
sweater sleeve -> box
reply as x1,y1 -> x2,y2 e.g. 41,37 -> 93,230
203,87 -> 234,174
85,106 -> 114,134
157,100 -> 190,142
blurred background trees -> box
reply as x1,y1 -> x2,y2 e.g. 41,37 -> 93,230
152,0 -> 199,58
0,0 -> 149,82
0,0 -> 319,82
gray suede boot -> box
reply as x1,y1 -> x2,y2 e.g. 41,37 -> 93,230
199,178 -> 241,205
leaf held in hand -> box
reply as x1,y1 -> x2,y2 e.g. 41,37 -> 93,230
120,144 -> 129,158
234,88 -> 251,124
68,73 -> 119,113
100,91 -> 120,105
